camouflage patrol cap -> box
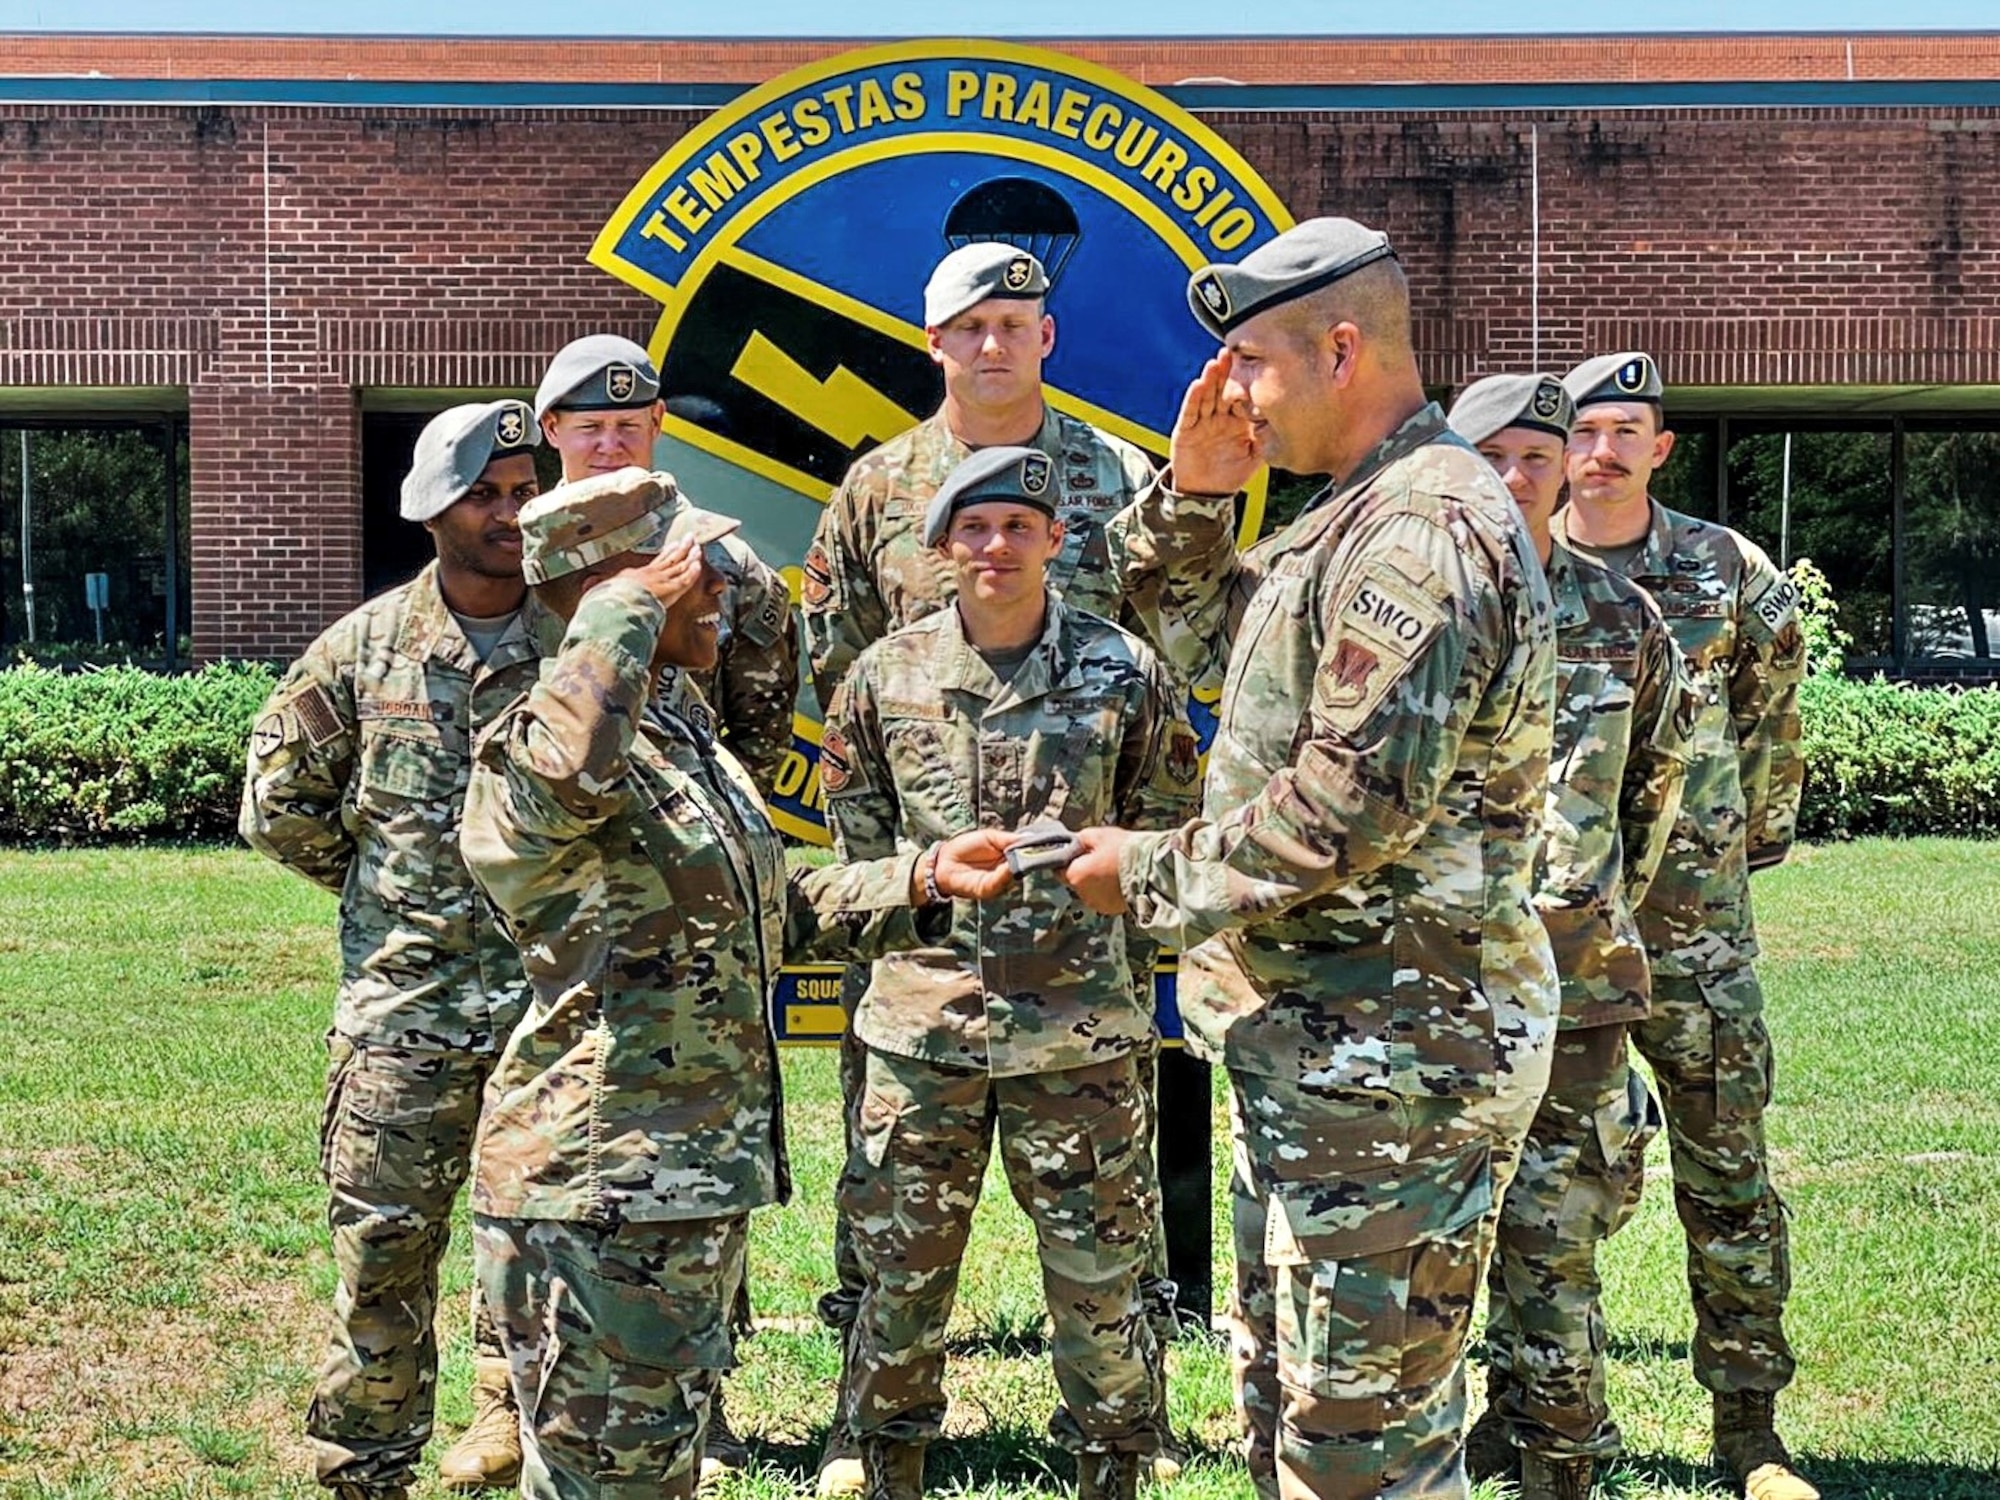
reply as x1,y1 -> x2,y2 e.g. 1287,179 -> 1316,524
922,445 -> 1058,546
518,466 -> 742,586
400,399 -> 539,523
923,243 -> 1049,327
534,334 -> 662,420
1564,352 -> 1664,412
1448,374 -> 1575,445
1186,217 -> 1397,339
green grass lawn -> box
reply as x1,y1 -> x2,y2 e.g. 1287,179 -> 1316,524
0,840 -> 1995,1499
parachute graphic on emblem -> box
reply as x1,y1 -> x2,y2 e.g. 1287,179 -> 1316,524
942,178 -> 1083,293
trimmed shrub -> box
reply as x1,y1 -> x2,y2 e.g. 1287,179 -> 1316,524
0,661 -> 276,842
1798,673 -> 2000,839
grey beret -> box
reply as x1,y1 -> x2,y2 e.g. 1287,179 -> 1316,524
534,334 -> 661,420
923,244 -> 1049,327
1186,217 -> 1397,339
1564,351 -> 1664,411
518,466 -> 742,586
1448,374 -> 1575,446
921,445 -> 1058,547
400,399 -> 539,523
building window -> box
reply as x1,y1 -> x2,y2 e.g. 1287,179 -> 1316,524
1653,417 -> 1721,523
1902,427 -> 2000,668
1723,425 -> 1895,661
0,422 -> 190,669
1680,415 -> 2000,681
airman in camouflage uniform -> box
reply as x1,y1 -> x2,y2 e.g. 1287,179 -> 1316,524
239,401 -> 544,1500
536,333 -> 801,800
534,336 -> 803,1476
1448,374 -> 1692,1500
1067,219 -> 1560,1500
802,245 -> 1182,1492
1558,353 -> 1814,1500
458,469 -> 1009,1500
819,446 -> 1197,1500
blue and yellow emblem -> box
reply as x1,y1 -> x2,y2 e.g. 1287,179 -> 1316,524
594,40 -> 1293,844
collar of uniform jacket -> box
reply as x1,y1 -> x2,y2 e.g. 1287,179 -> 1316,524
1545,540 -> 1595,633
1279,402 -> 1454,548
1552,494 -> 1678,582
932,590 -> 1082,712
389,562 -> 543,678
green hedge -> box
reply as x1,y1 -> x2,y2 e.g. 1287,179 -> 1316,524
0,661 -> 275,842
2,651 -> 1998,844
1798,673 -> 2000,839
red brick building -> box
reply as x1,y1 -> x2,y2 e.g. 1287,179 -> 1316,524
2,31 -> 1998,672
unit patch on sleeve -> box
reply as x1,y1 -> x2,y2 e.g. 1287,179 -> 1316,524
1316,567 -> 1449,735
818,724 -> 854,795
293,684 -> 347,748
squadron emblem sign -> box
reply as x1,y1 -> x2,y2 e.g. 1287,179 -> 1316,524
593,39 -> 1292,844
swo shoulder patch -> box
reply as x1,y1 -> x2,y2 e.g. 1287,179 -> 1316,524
1316,565 -> 1449,735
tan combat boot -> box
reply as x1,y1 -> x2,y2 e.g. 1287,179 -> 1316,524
1076,1450 -> 1143,1500
436,1356 -> 522,1492
815,1424 -> 865,1498
815,1329 -> 865,1497
700,1383 -> 752,1488
1713,1391 -> 1820,1500
1462,1366 -> 1521,1482
860,1437 -> 925,1500
1520,1452 -> 1595,1500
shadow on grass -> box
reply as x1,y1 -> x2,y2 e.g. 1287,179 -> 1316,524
1614,1450 -> 2000,1499
944,1328 -> 1051,1358
748,1423 -> 1236,1493
1602,1331 -> 1693,1363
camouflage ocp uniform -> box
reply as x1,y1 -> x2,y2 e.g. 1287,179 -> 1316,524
820,592 -> 1196,1458
238,561 -> 539,1493
460,575 -> 945,1500
1556,500 -> 1807,1398
1482,539 -> 1692,1462
801,404 -> 1180,1341
1107,405 -> 1559,1500
802,405 -> 1156,706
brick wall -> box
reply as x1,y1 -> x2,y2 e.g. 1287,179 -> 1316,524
1,97 -> 1996,658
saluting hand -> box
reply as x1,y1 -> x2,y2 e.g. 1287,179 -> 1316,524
631,539 -> 705,610
1168,351 -> 1261,499
1059,827 -> 1133,916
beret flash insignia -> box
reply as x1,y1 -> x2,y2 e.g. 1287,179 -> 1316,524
1615,357 -> 1649,393
495,405 -> 527,446
1020,452 -> 1052,497
1531,382 -> 1563,420
606,364 -> 638,403
1194,272 -> 1230,319
1003,254 -> 1033,292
